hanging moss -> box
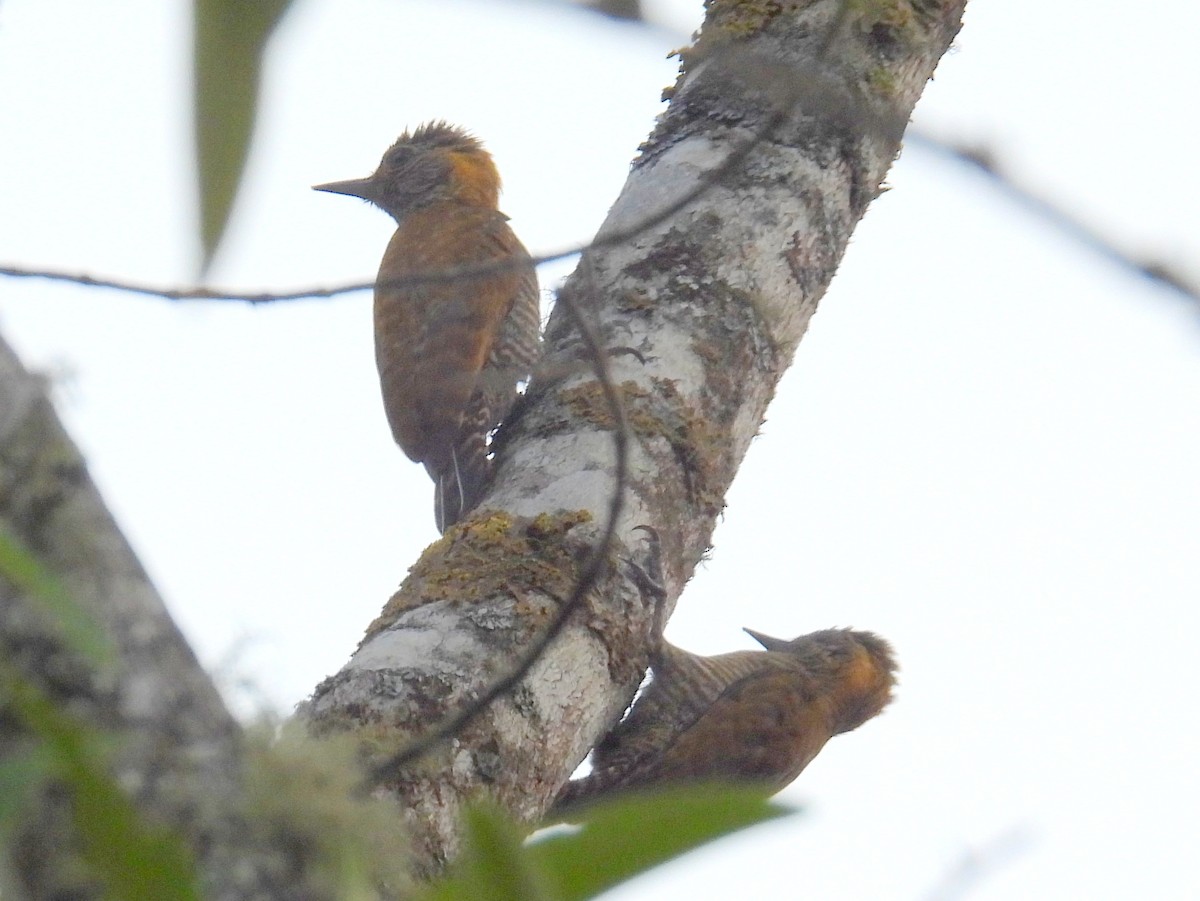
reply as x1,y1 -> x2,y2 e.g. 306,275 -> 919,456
241,724 -> 414,898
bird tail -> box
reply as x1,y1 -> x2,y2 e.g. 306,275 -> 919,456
546,771 -> 609,822
433,433 -> 491,533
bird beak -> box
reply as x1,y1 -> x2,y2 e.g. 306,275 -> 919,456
744,627 -> 790,651
312,176 -> 377,201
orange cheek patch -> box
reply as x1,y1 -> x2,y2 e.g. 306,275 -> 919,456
448,152 -> 501,208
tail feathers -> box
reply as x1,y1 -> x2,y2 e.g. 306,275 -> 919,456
433,436 -> 491,533
548,771 -> 609,820
548,761 -> 651,821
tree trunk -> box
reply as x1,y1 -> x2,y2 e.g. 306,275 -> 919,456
0,332 -> 315,897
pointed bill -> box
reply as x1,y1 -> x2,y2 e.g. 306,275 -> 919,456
743,627 -> 791,652
312,176 -> 378,200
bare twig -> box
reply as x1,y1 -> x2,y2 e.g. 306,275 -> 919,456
0,101 -> 786,305
11,129 -> 1196,310
921,824 -> 1035,901
0,265 -> 372,303
908,129 -> 1200,307
0,24 -> 897,307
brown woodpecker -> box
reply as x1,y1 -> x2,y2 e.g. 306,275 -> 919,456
552,628 -> 897,811
314,122 -> 541,532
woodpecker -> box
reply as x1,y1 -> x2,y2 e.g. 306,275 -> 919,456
314,122 -> 541,532
552,628 -> 896,811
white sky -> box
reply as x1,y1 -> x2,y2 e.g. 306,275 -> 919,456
2,0 -> 1199,898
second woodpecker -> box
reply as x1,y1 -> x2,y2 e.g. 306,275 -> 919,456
552,628 -> 897,812
315,122 -> 541,532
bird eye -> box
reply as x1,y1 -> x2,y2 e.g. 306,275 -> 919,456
383,144 -> 413,167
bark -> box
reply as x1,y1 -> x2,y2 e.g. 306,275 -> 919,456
302,0 -> 966,877
0,333 -> 331,898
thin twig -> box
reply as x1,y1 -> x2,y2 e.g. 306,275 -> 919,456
1,99 -> 783,304
921,825 -> 1035,901
907,129 -> 1200,307
0,265 -> 372,303
0,26 -> 889,306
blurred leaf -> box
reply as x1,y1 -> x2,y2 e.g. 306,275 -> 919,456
0,747 -> 53,834
580,0 -> 644,21
192,0 -> 292,274
0,525 -> 113,668
422,803 -> 554,901
530,784 -> 792,900
1,659 -> 200,900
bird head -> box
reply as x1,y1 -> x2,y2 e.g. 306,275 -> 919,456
313,121 -> 501,221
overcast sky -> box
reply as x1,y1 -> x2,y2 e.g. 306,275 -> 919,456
2,1 -> 1199,898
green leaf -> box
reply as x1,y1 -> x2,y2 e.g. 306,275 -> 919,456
1,660 -> 199,900
191,0 -> 292,274
0,747 -> 53,834
422,803 -> 554,901
0,525 -> 113,668
1,519 -> 194,896
530,784 -> 793,901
